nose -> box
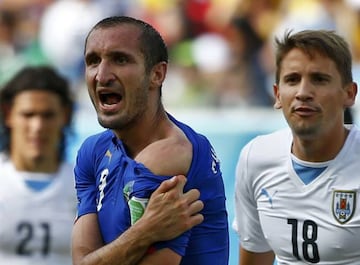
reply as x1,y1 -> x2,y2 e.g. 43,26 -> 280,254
29,116 -> 46,133
95,61 -> 115,86
295,79 -> 314,102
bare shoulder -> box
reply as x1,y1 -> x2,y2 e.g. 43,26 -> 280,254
135,128 -> 192,176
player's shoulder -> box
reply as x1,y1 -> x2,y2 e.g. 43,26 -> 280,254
340,125 -> 360,163
82,129 -> 113,145
50,161 -> 77,198
0,153 -> 15,192
78,129 -> 113,155
0,152 -> 8,164
58,161 -> 75,176
250,127 -> 290,147
0,152 -> 15,176
348,124 -> 360,141
167,112 -> 213,154
135,128 -> 192,176
242,127 -> 291,159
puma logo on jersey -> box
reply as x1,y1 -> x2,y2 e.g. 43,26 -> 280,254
105,149 -> 112,164
260,188 -> 277,208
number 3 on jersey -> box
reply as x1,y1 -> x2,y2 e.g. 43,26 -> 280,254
287,218 -> 320,263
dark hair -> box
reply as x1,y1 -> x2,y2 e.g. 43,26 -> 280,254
0,65 -> 75,160
274,30 -> 353,86
85,16 -> 168,73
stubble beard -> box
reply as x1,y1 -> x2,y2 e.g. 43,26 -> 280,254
98,90 -> 149,131
290,121 -> 321,139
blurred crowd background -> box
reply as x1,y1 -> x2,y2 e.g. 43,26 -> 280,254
1,0 -> 360,113
1,1 -> 359,264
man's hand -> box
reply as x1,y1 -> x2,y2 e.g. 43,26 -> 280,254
137,175 -> 204,242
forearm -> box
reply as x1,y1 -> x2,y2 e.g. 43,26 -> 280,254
73,175 -> 203,265
80,224 -> 153,265
73,214 -> 157,265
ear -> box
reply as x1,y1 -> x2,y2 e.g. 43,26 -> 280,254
2,104 -> 12,127
273,83 -> 282,109
343,82 -> 358,108
149,62 -> 167,90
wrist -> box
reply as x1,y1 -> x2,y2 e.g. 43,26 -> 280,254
130,216 -> 158,245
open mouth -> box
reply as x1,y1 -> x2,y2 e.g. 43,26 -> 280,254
99,92 -> 122,106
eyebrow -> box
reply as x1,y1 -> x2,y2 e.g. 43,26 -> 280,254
85,50 -> 135,61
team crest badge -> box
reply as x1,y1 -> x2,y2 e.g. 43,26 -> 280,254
332,190 -> 356,224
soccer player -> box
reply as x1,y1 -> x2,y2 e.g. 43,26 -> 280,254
0,66 -> 76,264
71,16 -> 229,265
233,29 -> 359,264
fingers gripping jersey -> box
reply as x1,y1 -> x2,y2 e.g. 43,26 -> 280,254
233,126 -> 360,264
75,114 -> 229,265
0,154 -> 76,265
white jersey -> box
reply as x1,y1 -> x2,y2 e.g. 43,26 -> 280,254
0,153 -> 76,265
233,125 -> 360,264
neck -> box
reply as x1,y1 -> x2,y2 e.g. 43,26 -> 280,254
11,154 -> 60,173
292,126 -> 349,162
114,109 -> 171,158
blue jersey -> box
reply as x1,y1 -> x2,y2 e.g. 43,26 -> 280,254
74,114 -> 229,265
